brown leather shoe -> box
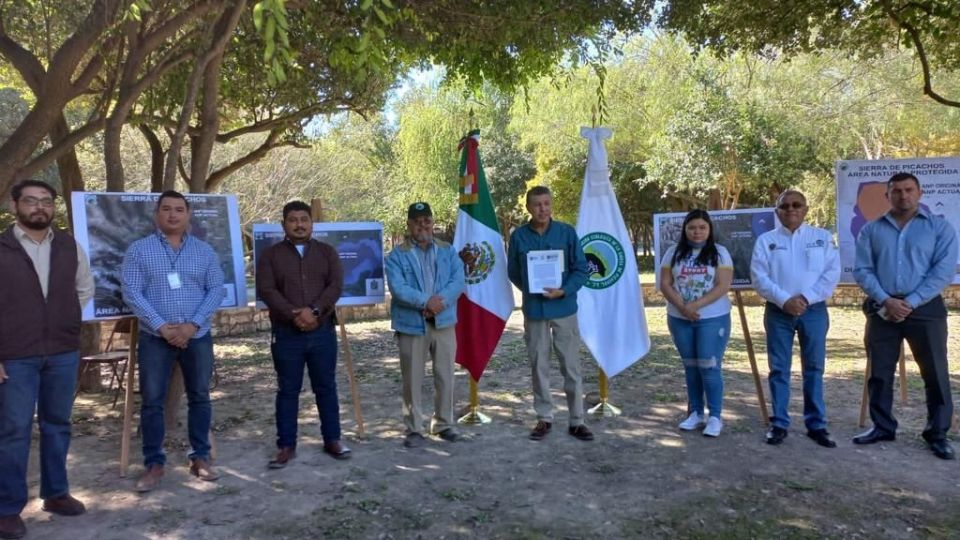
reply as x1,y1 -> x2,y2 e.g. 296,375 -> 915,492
268,447 -> 296,469
189,457 -> 220,481
0,514 -> 26,539
41,494 -> 86,516
323,440 -> 352,460
529,421 -> 552,441
135,464 -> 165,493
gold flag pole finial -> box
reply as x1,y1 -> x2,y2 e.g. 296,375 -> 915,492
458,377 -> 491,424
589,368 -> 622,417
591,105 -> 597,128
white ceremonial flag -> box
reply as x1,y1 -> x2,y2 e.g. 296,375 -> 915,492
575,127 -> 650,377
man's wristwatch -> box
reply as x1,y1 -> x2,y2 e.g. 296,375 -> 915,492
311,306 -> 321,318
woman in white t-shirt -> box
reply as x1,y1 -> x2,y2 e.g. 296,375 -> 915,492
659,209 -> 733,437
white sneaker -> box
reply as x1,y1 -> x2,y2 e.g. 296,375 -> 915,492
678,412 -> 705,431
703,416 -> 723,437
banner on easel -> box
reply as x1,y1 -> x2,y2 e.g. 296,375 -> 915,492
71,192 -> 247,321
653,208 -> 778,290
835,156 -> 960,284
252,222 -> 385,307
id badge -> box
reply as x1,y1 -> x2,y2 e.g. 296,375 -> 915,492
167,272 -> 182,290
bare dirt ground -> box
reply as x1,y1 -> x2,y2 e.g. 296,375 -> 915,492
17,305 -> 960,539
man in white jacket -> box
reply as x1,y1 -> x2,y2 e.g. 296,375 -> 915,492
751,190 -> 840,448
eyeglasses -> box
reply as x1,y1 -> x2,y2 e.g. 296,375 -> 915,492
777,202 -> 805,210
19,196 -> 55,208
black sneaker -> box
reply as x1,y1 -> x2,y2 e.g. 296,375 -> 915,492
436,428 -> 462,442
529,421 -> 552,441
404,432 -> 426,448
568,424 -> 594,441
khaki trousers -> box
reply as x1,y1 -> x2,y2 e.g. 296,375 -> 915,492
524,313 -> 584,426
397,324 -> 456,434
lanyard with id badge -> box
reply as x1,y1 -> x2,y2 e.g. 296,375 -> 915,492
165,234 -> 187,290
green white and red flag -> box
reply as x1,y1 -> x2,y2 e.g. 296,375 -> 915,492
453,129 -> 514,381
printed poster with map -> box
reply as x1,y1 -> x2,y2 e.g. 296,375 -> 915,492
71,192 -> 247,321
252,222 -> 385,306
836,157 -> 960,284
653,208 -> 778,290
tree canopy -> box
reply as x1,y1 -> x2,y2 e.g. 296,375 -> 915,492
660,0 -> 960,107
0,0 -> 653,199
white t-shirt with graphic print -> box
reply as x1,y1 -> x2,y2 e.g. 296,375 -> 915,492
661,243 -> 733,320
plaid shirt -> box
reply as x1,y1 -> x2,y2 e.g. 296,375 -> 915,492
121,231 -> 225,336
256,238 -> 343,327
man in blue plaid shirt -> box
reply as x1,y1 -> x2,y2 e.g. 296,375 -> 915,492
121,191 -> 225,492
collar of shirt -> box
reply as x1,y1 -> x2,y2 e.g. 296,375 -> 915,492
284,237 -> 310,254
156,229 -> 189,248
776,222 -> 809,236
13,223 -> 53,244
882,207 -> 931,229
526,218 -> 553,236
413,239 -> 436,252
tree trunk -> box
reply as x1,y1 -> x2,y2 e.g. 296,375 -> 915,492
77,322 -> 103,392
50,114 -> 85,227
139,124 -> 166,192
0,0 -> 123,196
0,93 -> 75,194
163,0 -> 246,192
190,48 -> 224,193
164,362 -> 186,433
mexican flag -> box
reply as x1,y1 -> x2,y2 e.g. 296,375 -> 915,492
576,126 -> 650,377
452,130 -> 514,381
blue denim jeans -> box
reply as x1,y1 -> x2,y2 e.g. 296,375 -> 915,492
271,321 -> 341,447
764,302 -> 829,430
0,351 -> 78,515
668,314 -> 731,419
138,332 -> 214,466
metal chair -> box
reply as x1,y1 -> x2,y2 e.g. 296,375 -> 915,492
76,319 -> 133,408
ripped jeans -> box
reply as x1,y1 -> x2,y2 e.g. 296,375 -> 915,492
667,313 -> 731,419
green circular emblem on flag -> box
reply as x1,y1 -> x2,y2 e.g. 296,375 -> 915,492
460,241 -> 496,285
580,232 -> 625,290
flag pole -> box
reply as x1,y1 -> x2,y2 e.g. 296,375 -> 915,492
457,377 -> 491,424
588,368 -> 621,417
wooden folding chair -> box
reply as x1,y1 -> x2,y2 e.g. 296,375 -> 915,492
76,319 -> 134,408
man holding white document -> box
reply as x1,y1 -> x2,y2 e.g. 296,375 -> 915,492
508,186 -> 592,442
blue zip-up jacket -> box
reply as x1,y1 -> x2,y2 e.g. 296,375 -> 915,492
507,219 -> 588,321
385,238 -> 465,335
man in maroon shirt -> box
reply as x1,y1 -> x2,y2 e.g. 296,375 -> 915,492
256,201 -> 350,467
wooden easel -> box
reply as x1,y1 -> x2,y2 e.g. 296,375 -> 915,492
335,307 -> 366,437
119,318 -> 138,477
313,198 -> 366,437
733,290 -> 769,425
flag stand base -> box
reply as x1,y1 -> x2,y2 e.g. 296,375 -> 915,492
458,408 -> 492,425
588,400 -> 621,417
457,377 -> 491,424
589,369 -> 621,417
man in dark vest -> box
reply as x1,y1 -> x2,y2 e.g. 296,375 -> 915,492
0,179 -> 95,539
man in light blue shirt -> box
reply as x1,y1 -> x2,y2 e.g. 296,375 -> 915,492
122,191 -> 226,490
852,172 -> 958,460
